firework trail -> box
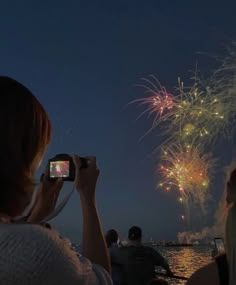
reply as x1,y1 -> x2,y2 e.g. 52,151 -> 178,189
172,80 -> 226,146
173,48 -> 236,145
203,47 -> 236,139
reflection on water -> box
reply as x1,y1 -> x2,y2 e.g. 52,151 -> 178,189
156,245 -> 212,285
74,244 -> 213,285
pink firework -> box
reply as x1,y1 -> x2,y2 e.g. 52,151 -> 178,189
132,75 -> 176,127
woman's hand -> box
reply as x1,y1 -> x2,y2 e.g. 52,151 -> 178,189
73,155 -> 99,203
28,169 -> 63,223
73,155 -> 111,273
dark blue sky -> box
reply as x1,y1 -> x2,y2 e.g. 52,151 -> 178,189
1,1 -> 236,242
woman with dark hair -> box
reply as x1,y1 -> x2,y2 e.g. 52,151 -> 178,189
0,76 -> 111,285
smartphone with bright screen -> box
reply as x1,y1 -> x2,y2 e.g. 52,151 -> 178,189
214,238 -> 225,254
49,160 -> 70,178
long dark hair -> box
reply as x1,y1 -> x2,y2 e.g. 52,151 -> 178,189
0,76 -> 51,215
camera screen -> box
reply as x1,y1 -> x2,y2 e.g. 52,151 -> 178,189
49,161 -> 70,178
215,238 -> 225,254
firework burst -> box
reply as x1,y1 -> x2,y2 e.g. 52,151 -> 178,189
171,80 -> 225,146
133,76 -> 229,147
158,143 -> 214,210
132,75 -> 177,129
132,47 -> 236,222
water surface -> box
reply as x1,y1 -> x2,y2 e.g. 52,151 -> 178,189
156,245 -> 212,284
74,244 -> 213,284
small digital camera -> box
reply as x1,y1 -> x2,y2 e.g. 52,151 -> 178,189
48,153 -> 88,181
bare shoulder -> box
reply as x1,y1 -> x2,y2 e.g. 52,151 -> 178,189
186,262 -> 219,285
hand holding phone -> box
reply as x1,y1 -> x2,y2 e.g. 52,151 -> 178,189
214,238 -> 225,255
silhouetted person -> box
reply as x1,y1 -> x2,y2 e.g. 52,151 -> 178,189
105,229 -> 123,285
111,226 -> 173,285
106,229 -> 119,248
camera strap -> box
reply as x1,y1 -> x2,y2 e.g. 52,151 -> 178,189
42,186 -> 75,222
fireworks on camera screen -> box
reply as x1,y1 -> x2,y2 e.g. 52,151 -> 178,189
49,161 -> 70,178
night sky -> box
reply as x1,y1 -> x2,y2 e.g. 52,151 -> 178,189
1,1 -> 236,242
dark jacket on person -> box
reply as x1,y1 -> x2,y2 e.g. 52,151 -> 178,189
109,243 -> 124,285
110,242 -> 169,285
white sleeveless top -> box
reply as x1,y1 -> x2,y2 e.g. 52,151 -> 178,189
0,224 -> 112,285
